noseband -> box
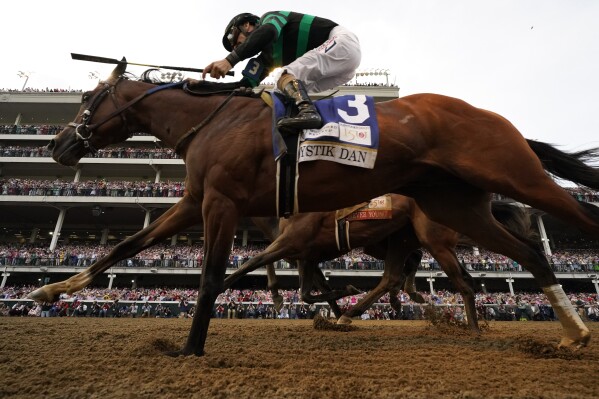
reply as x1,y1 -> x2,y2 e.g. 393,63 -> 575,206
67,79 -> 185,154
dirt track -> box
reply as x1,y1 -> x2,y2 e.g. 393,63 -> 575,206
1,318 -> 597,399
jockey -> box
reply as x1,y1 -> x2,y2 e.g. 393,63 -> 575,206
203,11 -> 361,134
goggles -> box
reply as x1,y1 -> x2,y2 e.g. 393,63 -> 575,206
226,26 -> 241,50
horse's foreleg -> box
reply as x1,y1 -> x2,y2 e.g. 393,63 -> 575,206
223,241 -> 290,312
29,195 -> 201,303
338,232 -> 414,324
180,198 -> 237,357
299,260 -> 360,310
299,261 -> 358,319
223,240 -> 290,289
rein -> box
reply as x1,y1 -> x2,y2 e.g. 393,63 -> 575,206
68,80 -> 184,153
68,77 -> 258,157
173,85 -> 259,154
174,91 -> 236,154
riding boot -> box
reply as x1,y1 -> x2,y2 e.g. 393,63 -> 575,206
277,79 -> 322,134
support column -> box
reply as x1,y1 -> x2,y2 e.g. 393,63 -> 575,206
49,209 -> 66,251
143,210 -> 151,229
536,214 -> 552,256
171,234 -> 178,246
154,167 -> 162,183
480,280 -> 488,294
592,278 -> 599,295
108,272 -> 116,289
100,228 -> 110,245
427,272 -> 435,295
29,228 -> 39,244
1,267 -> 10,288
506,274 -> 515,296
15,113 -> 22,126
242,230 -> 248,247
73,167 -> 82,183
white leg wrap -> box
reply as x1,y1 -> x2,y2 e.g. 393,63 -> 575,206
543,284 -> 589,345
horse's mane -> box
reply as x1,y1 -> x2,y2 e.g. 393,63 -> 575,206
137,69 -> 175,85
136,69 -> 242,94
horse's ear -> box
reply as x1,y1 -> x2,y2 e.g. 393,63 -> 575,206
110,57 -> 127,79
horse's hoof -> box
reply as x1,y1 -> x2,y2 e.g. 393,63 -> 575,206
28,287 -> 57,303
337,315 -> 353,325
558,331 -> 591,349
408,292 -> 426,304
346,285 -> 362,296
164,348 -> 205,357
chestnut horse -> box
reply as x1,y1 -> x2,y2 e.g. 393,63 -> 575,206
30,62 -> 599,356
229,196 -> 532,332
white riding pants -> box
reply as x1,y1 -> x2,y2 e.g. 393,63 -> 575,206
276,25 -> 362,93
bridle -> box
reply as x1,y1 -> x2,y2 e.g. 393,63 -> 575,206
67,78 -> 184,154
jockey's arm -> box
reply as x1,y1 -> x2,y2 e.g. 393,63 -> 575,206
225,24 -> 278,67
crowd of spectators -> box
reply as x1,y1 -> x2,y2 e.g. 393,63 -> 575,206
0,242 -> 274,269
1,178 -> 185,197
1,284 -> 597,322
2,148 -> 598,202
0,88 -> 83,93
0,124 -> 64,135
0,144 -> 179,159
1,241 -> 598,274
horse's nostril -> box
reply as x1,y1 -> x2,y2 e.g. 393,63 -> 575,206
47,139 -> 56,151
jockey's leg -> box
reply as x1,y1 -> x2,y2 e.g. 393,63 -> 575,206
276,72 -> 322,134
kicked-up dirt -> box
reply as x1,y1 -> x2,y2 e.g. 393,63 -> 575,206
0,317 -> 597,399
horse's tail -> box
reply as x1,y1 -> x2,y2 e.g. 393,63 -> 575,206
490,201 -> 536,241
458,201 -> 535,246
526,139 -> 599,190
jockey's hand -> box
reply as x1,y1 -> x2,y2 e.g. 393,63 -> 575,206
202,59 -> 232,80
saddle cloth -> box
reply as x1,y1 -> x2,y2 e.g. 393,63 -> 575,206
271,92 -> 380,169
335,195 -> 393,251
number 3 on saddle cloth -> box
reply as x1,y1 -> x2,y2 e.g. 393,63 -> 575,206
269,92 -> 381,169
266,91 -> 381,217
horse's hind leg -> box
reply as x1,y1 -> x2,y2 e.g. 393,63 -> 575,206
402,250 -> 425,304
414,189 -> 590,347
426,243 -> 478,331
388,250 -> 424,313
29,194 -> 202,303
410,208 -> 480,332
266,264 -> 284,312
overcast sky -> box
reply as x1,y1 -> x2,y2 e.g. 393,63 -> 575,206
2,0 -> 597,149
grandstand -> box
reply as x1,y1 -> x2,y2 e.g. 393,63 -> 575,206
1,81 -> 599,296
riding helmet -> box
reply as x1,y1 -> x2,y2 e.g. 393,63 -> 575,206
222,13 -> 261,52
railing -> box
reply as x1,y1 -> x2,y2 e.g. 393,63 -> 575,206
1,257 -> 598,274
2,299 -> 598,322
1,184 -> 185,197
0,146 -> 180,159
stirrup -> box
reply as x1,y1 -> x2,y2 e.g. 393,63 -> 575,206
276,107 -> 322,133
